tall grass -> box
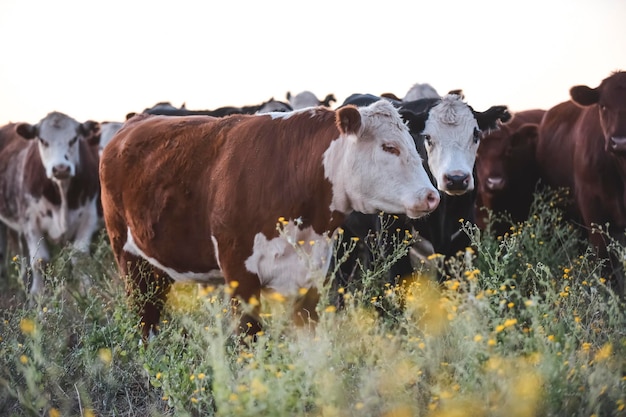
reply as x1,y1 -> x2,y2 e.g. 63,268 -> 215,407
1,189 -> 625,417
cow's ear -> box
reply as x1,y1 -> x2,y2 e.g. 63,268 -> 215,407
80,121 -> 101,146
475,106 -> 512,131
16,123 -> 37,140
399,109 -> 428,134
336,105 -> 362,136
323,93 -> 336,107
509,123 -> 539,150
570,85 -> 599,107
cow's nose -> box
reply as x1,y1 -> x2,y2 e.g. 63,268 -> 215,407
426,189 -> 440,212
52,164 -> 71,179
444,173 -> 470,191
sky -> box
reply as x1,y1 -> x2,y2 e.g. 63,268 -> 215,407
0,0 -> 624,126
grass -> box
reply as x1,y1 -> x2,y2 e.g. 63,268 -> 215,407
1,188 -> 625,417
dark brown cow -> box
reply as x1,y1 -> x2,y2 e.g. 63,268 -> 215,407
475,109 -> 546,235
100,100 -> 440,340
0,112 -> 101,294
536,71 -> 626,294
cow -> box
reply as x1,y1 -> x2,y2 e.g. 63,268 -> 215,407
535,70 -> 626,295
127,97 -> 288,120
336,93 -> 511,284
99,100 -> 440,340
474,109 -> 546,235
402,82 -> 441,101
286,91 -> 336,109
98,121 -> 124,156
255,98 -> 293,113
0,112 -> 101,295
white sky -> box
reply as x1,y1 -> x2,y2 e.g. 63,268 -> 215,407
0,0 -> 624,125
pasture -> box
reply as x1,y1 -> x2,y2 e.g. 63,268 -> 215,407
1,188 -> 625,416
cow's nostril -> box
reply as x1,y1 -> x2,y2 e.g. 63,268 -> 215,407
445,174 -> 470,190
52,165 -> 71,179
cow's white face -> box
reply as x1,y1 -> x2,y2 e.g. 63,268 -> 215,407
17,112 -> 99,181
324,100 -> 439,219
37,114 -> 82,180
421,97 -> 481,195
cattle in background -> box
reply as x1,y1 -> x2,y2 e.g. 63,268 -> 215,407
337,93 -> 510,283
475,109 -> 546,235
99,101 -> 439,340
402,82 -> 441,101
286,91 -> 336,109
536,71 -> 626,295
256,98 -> 293,113
98,121 -> 124,156
0,112 -> 101,295
127,97 -> 290,119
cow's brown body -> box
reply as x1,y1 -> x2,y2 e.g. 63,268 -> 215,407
475,109 -> 546,234
100,102 -> 439,339
536,71 -> 626,294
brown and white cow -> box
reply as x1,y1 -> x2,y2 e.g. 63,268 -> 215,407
475,109 -> 546,235
536,71 -> 626,294
0,112 -> 101,294
99,100 -> 440,340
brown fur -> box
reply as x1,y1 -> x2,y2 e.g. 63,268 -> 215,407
475,109 -> 546,234
535,71 -> 626,294
100,110 -> 353,339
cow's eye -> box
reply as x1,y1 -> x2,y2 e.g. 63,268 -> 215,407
421,134 -> 432,146
382,144 -> 400,156
473,128 -> 482,144
69,136 -> 78,146
38,138 -> 49,148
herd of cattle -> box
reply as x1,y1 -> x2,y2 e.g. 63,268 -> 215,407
0,71 -> 624,340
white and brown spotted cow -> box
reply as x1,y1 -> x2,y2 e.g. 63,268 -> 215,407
100,100 -> 440,340
0,112 -> 101,295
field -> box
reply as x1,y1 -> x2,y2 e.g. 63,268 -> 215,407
1,188 -> 625,417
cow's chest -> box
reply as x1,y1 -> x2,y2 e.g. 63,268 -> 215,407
25,196 -> 93,243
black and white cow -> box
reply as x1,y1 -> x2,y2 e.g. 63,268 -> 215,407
337,93 -> 511,283
0,112 -> 101,294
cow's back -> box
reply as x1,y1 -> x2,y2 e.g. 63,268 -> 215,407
536,101 -> 582,193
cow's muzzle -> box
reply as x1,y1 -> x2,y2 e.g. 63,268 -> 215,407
52,164 -> 72,180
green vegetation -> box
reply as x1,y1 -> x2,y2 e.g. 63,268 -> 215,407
1,189 -> 625,417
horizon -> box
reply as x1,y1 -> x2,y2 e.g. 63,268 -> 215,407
0,0 -> 624,125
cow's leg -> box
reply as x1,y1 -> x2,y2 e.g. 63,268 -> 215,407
23,230 -> 50,296
106,217 -> 171,341
0,223 -> 6,279
219,252 -> 263,338
123,254 -> 171,342
580,196 -> 625,296
293,287 -> 320,327
69,200 -> 100,292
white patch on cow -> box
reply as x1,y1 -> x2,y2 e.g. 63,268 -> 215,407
244,221 -> 334,296
123,228 -> 222,282
421,94 -> 481,194
210,235 -> 222,271
22,191 -> 100,294
322,100 -> 439,219
99,121 -> 123,156
25,194 -> 98,248
36,112 -> 83,179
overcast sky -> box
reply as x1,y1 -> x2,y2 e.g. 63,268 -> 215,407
0,0 -> 624,125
